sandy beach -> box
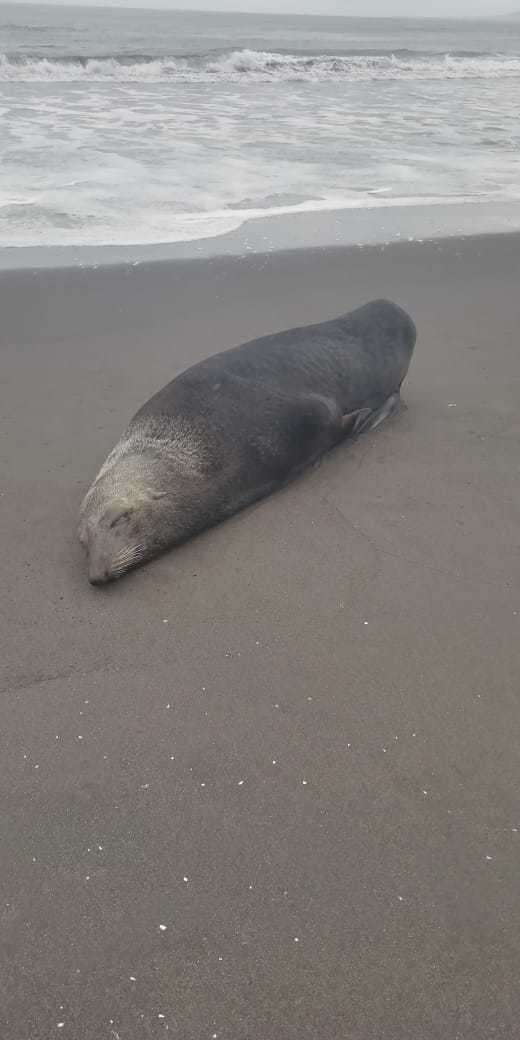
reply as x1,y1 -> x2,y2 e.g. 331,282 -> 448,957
1,233 -> 520,1039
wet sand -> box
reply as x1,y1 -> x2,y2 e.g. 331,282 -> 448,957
1,234 -> 520,1039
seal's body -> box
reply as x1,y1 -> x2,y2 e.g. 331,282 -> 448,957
79,299 -> 416,584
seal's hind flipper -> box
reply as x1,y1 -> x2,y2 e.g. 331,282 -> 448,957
367,391 -> 401,431
341,407 -> 372,436
342,392 -> 401,437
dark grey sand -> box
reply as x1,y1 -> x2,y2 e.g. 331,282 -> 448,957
1,235 -> 520,1039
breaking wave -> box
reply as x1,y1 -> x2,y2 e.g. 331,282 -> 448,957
1,48 -> 520,83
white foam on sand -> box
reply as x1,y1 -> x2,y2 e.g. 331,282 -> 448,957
0,192 -> 501,249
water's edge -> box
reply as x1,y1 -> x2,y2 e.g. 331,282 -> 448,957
2,200 -> 520,272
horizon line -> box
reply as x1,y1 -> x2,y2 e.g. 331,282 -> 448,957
0,1 -> 511,19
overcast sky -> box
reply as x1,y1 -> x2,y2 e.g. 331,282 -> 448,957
140,0 -> 506,12
8,0 -> 511,17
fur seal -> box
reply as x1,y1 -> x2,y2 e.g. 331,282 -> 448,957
79,299 -> 416,584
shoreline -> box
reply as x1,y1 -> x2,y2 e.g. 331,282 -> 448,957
2,198 -> 520,271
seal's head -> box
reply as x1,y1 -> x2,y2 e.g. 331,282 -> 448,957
79,456 -> 172,585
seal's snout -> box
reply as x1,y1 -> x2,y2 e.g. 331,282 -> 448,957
87,558 -> 114,586
79,490 -> 146,585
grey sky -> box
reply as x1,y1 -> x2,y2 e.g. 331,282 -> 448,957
136,0 -> 508,12
9,0 -> 512,16
106,0 -> 505,13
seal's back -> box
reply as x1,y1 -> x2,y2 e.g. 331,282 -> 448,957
136,299 -> 416,423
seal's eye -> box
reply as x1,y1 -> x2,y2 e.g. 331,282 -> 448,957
109,509 -> 132,529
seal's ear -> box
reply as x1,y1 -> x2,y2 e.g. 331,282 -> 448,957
341,408 -> 372,436
78,519 -> 88,546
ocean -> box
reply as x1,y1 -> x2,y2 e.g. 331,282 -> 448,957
1,4 -> 520,249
